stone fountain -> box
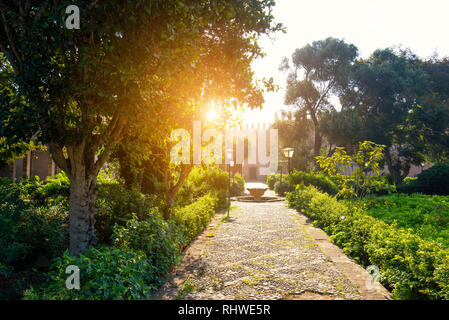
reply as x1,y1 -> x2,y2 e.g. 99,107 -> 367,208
234,184 -> 283,202
246,187 -> 268,201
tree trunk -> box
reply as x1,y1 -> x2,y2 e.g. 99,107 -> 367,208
69,173 -> 98,257
384,150 -> 410,186
311,114 -> 322,171
163,163 -> 193,220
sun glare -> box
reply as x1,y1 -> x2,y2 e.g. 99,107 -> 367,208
206,109 -> 218,122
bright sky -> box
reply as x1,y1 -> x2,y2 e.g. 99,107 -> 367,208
242,0 -> 449,124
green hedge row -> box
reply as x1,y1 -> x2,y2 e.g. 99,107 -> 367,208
23,193 -> 219,300
173,194 -> 218,243
286,185 -> 449,300
267,171 -> 339,196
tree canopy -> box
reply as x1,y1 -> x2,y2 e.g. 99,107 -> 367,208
0,0 -> 281,256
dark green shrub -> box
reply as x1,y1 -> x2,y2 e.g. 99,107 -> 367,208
398,162 -> 449,195
274,180 -> 291,196
112,212 -> 185,277
288,170 -> 339,196
173,195 -> 217,242
0,180 -> 68,299
95,183 -> 161,244
287,185 -> 449,300
230,174 -> 245,196
176,166 -> 229,208
23,246 -> 158,300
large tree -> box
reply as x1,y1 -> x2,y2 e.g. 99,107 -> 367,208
280,37 -> 358,168
338,48 -> 430,185
0,0 -> 281,256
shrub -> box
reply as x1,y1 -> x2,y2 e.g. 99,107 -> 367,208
274,180 -> 291,196
173,195 -> 217,242
0,180 -> 68,299
24,246 -> 158,300
95,183 -> 161,244
176,166 -> 229,207
398,162 -> 449,195
287,185 -> 449,300
288,170 -> 339,196
230,174 -> 245,196
112,212 -> 186,277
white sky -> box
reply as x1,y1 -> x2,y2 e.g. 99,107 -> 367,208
242,0 -> 449,124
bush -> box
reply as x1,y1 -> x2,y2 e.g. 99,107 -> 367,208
0,179 -> 68,299
398,162 -> 449,195
274,180 -> 291,196
173,195 -> 217,242
112,212 -> 186,278
287,185 -> 449,300
95,183 -> 161,244
288,170 -> 339,196
230,174 -> 245,196
24,246 -> 159,300
176,166 -> 229,208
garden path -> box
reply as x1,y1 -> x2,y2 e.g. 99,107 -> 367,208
154,189 -> 391,300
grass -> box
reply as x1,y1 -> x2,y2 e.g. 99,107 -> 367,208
360,193 -> 449,247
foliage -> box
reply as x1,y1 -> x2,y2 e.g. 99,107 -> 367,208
361,193 -> 449,247
338,49 -> 432,185
287,185 -> 449,299
23,247 -> 158,300
0,176 -> 68,299
173,195 -> 218,243
95,183 -> 162,245
397,162 -> 449,195
281,37 -> 359,164
288,170 -> 339,196
274,180 -> 291,197
175,166 -> 228,208
230,174 -> 245,197
0,0 -> 281,256
272,117 -> 315,171
316,141 -> 394,199
266,173 -> 287,190
112,213 -> 185,279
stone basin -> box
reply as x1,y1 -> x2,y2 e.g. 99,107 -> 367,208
246,188 -> 268,201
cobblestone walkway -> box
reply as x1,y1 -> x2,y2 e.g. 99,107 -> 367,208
154,193 -> 390,300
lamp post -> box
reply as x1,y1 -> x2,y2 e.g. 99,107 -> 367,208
225,149 -> 233,218
283,147 -> 294,175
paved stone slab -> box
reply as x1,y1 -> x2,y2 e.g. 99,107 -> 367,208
154,197 -> 391,300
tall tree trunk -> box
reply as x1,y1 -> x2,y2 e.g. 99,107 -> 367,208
384,149 -> 410,186
69,173 -> 98,256
311,113 -> 322,171
163,163 -> 193,220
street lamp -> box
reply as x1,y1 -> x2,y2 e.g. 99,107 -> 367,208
283,147 -> 294,174
225,149 -> 233,218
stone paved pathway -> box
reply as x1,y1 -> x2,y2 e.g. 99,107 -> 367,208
154,190 -> 390,300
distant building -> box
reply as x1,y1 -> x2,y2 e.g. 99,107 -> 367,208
222,121 -> 274,182
0,150 -> 59,181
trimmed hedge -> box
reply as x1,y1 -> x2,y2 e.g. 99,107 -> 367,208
286,185 -> 449,300
267,171 -> 339,196
173,194 -> 218,243
287,170 -> 339,196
